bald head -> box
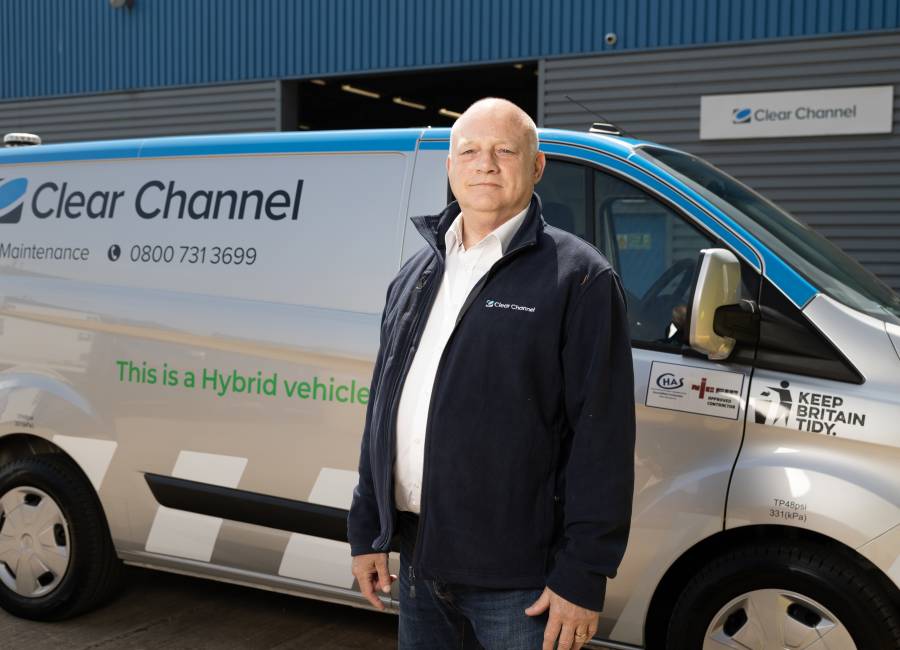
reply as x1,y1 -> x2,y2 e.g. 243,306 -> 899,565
450,98 -> 539,157
446,97 -> 545,234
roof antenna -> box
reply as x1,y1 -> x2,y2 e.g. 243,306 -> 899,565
564,95 -> 627,137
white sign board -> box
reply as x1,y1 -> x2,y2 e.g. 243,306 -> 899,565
0,152 -> 408,314
700,85 -> 894,140
645,361 -> 745,420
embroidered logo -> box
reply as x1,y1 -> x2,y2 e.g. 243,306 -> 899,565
484,298 -> 535,313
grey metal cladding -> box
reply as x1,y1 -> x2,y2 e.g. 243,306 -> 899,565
0,81 -> 279,144
542,31 -> 900,292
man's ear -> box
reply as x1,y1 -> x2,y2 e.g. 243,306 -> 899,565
533,151 -> 547,183
445,154 -> 451,173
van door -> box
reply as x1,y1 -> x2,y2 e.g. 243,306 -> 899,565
537,155 -> 759,636
101,145 -> 415,598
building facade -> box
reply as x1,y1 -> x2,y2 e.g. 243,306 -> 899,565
2,0 -> 898,289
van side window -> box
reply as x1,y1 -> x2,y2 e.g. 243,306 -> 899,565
756,277 -> 862,383
539,159 -> 757,351
536,161 -> 589,241
593,169 -> 718,349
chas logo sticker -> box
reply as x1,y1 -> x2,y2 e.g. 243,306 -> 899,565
646,361 -> 745,420
655,373 -> 683,390
0,178 -> 27,224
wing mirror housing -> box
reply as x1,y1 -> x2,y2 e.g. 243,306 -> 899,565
713,299 -> 760,346
688,248 -> 743,360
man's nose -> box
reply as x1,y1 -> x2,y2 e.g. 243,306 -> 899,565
475,150 -> 499,174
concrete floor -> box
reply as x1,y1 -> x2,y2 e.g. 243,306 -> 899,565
0,566 -> 398,649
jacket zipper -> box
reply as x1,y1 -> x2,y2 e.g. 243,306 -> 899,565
372,262 -> 443,552
408,239 -> 537,598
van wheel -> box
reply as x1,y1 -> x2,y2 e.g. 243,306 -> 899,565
665,541 -> 900,650
0,454 -> 121,620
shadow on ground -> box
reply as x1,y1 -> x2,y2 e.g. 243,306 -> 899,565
0,565 -> 398,649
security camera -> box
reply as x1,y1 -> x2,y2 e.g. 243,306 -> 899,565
605,32 -> 618,46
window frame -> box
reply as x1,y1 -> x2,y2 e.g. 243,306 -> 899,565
533,158 -> 595,244
543,154 -> 760,356
538,152 -> 859,381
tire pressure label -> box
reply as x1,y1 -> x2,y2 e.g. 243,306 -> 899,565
769,498 -> 808,523
645,361 -> 745,420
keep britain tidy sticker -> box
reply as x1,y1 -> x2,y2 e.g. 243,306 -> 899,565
645,361 -> 745,420
749,379 -> 865,436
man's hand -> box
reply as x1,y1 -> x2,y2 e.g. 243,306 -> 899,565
351,552 -> 395,610
525,586 -> 600,650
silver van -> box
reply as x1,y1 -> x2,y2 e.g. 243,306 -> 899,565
0,126 -> 897,649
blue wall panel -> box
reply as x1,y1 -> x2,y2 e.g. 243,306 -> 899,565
1,0 -> 898,101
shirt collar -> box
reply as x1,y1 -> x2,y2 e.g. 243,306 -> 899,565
444,205 -> 530,255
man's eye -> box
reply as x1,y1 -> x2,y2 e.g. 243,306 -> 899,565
498,148 -> 515,154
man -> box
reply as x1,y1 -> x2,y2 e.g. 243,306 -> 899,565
349,97 -> 635,650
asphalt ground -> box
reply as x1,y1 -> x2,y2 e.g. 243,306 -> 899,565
0,565 -> 398,649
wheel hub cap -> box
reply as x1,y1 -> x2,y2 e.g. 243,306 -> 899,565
0,486 -> 70,598
704,588 -> 856,650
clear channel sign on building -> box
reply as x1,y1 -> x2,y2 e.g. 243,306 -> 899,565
700,85 -> 893,140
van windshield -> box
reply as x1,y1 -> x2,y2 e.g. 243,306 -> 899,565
637,145 -> 900,324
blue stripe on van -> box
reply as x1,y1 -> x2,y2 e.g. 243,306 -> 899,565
539,141 -> 764,272
420,128 -> 452,140
0,129 -> 422,165
140,130 -> 420,158
0,139 -> 144,164
419,140 -> 450,150
541,140 -> 818,308
764,262 -> 818,308
541,134 -> 817,306
540,128 -> 637,159
621,149 -> 818,307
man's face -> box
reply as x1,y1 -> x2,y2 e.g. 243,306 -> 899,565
446,109 -> 545,218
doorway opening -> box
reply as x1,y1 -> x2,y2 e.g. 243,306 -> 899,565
288,62 -> 538,131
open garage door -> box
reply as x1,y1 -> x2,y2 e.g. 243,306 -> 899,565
290,62 -> 537,131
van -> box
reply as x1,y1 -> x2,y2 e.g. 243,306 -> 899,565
0,126 -> 897,649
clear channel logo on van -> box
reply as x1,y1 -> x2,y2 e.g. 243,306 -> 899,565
12,178 -> 305,223
0,178 -> 28,224
732,108 -> 752,124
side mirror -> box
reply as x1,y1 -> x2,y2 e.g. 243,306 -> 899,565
688,248 -> 741,360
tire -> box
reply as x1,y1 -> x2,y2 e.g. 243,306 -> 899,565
0,453 -> 122,620
665,540 -> 900,650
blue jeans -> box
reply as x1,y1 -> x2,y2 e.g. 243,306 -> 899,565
396,511 -> 549,650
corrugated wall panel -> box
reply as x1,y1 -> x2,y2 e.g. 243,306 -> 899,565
0,82 -> 279,144
1,1 -> 899,101
542,31 -> 900,292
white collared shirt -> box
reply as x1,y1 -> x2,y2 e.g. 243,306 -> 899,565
393,206 -> 529,513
